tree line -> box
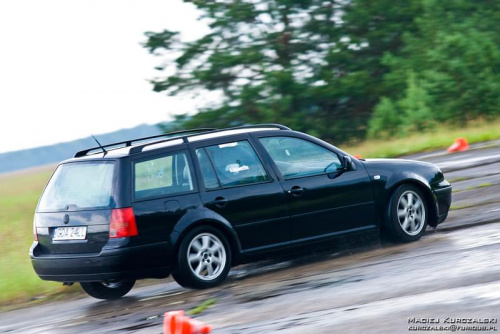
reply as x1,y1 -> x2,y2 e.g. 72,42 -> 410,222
144,0 -> 500,143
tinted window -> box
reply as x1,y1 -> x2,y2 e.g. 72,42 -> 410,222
260,137 -> 341,179
135,152 -> 193,200
38,162 -> 115,211
200,141 -> 269,188
195,148 -> 220,190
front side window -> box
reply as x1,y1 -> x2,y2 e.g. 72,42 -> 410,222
38,162 -> 115,211
197,140 -> 269,188
134,152 -> 193,200
259,137 -> 341,179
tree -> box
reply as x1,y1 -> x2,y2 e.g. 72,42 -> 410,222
144,0 -> 422,143
380,0 -> 500,125
367,97 -> 400,139
368,72 -> 434,138
145,0 -> 500,142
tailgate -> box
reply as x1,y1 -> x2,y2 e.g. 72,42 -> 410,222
35,210 -> 110,255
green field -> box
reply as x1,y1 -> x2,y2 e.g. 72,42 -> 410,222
0,166 -> 81,307
341,119 -> 500,158
1,119 -> 500,307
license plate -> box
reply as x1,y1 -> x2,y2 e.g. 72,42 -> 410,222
53,226 -> 87,241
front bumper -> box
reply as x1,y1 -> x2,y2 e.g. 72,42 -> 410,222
30,241 -> 170,282
434,185 -> 452,225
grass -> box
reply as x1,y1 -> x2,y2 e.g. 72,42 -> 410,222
189,298 -> 217,315
340,119 -> 500,158
448,176 -> 468,183
449,205 -> 469,211
476,182 -> 493,189
0,166 -> 82,307
453,182 -> 493,193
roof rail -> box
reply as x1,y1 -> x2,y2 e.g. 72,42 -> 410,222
74,128 -> 216,157
129,124 -> 291,154
224,124 -> 291,131
74,124 -> 291,157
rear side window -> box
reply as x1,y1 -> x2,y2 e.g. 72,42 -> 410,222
134,152 -> 193,200
196,140 -> 269,188
38,162 -> 115,212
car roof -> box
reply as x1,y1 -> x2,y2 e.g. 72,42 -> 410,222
68,124 -> 291,161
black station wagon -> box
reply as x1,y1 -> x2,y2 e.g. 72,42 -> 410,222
30,124 -> 452,299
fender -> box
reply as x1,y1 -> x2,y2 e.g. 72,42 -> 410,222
166,207 -> 242,263
386,174 -> 439,225
362,159 -> 442,227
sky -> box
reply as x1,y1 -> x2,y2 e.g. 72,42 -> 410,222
0,0 -> 210,153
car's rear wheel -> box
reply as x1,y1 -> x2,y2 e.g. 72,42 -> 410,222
172,226 -> 231,289
384,184 -> 428,242
80,280 -> 135,300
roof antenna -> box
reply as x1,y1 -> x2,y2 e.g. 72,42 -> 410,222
91,135 -> 107,156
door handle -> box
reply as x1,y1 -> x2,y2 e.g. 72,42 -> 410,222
287,186 -> 304,197
212,197 -> 228,208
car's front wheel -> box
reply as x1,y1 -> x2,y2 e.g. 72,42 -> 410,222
384,184 -> 428,242
172,226 -> 231,289
80,280 -> 135,300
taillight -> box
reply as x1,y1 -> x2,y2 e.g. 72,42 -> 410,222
33,215 -> 38,241
109,207 -> 138,238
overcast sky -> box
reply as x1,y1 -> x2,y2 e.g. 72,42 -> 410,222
0,0 -> 209,153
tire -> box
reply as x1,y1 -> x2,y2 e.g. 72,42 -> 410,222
172,226 -> 231,289
384,184 -> 428,243
80,280 -> 135,300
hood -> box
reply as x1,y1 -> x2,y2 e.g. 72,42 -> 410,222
360,158 -> 444,185
362,158 -> 438,169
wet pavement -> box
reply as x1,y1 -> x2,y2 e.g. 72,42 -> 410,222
1,144 -> 500,333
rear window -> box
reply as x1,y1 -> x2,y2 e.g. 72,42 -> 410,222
38,162 -> 115,212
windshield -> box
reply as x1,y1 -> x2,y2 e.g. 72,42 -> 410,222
38,162 -> 115,212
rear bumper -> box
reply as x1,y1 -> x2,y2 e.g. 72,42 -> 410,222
30,241 -> 170,282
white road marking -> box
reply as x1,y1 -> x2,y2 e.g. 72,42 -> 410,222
486,208 -> 500,213
436,154 -> 500,169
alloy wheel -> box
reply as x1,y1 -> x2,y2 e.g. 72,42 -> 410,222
397,190 -> 426,236
187,233 -> 227,281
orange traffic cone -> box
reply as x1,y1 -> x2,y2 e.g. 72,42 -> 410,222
447,137 -> 469,153
163,310 -> 212,334
353,155 -> 362,159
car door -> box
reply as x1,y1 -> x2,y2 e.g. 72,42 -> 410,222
191,138 -> 290,253
256,135 -> 376,243
132,149 -> 202,249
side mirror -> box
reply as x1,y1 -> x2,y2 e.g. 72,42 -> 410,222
341,156 -> 356,171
